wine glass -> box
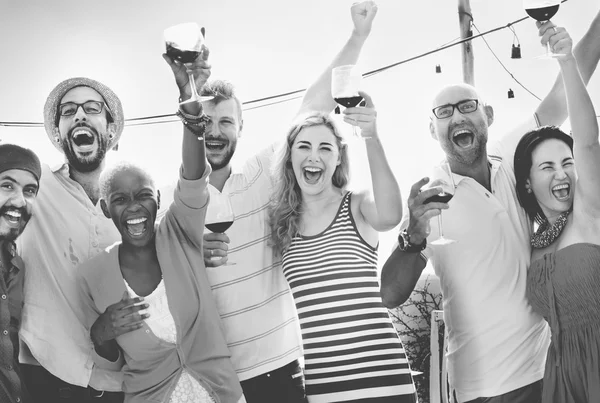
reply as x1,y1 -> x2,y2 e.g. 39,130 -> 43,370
523,0 -> 564,59
164,22 -> 214,105
331,65 -> 363,137
423,161 -> 456,246
205,191 -> 235,265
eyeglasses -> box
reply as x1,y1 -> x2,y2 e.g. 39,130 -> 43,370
58,101 -> 105,117
432,99 -> 479,119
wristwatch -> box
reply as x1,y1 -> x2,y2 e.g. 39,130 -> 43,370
398,228 -> 427,253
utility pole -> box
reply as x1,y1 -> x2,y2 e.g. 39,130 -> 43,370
458,0 -> 475,86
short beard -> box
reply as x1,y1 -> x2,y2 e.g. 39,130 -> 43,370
62,126 -> 108,173
0,207 -> 31,242
207,143 -> 237,171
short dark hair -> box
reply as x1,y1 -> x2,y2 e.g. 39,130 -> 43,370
200,80 -> 243,124
514,125 -> 574,224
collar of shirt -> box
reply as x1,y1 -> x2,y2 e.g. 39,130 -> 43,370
447,156 -> 502,187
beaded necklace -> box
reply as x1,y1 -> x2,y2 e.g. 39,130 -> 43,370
530,209 -> 572,249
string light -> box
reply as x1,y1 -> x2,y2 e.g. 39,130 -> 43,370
0,3 -> 575,130
509,25 -> 522,59
472,22 -> 541,101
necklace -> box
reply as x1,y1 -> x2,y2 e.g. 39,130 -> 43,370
530,209 -> 572,249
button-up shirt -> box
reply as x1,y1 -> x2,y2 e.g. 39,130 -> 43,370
16,163 -> 123,391
0,242 -> 27,403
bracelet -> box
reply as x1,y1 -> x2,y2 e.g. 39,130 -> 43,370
175,108 -> 209,140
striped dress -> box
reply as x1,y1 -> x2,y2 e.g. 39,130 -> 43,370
282,192 -> 417,403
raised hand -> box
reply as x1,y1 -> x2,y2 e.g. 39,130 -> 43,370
351,1 -> 378,38
91,292 -> 148,348
203,232 -> 230,267
538,21 -> 574,61
406,177 -> 449,244
163,43 -> 212,98
343,91 -> 378,139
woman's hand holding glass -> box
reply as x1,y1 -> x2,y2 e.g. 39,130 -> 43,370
342,91 -> 377,140
537,22 -> 574,62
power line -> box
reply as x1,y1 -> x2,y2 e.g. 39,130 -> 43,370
0,3 -> 580,128
472,22 -> 542,101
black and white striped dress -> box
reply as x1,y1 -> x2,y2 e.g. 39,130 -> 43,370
282,192 -> 417,403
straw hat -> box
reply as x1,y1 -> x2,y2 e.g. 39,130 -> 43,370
43,77 -> 124,151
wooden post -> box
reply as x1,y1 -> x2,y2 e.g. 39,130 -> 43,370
458,0 -> 475,86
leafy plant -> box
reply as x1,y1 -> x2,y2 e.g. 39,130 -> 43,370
388,274 -> 445,403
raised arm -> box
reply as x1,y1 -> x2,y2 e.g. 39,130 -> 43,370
163,44 -> 211,180
344,91 -> 402,230
297,1 -> 378,116
498,13 -> 600,163
536,11 -> 600,127
380,178 -> 448,308
547,24 -> 600,215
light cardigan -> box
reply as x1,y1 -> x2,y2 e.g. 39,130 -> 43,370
77,166 -> 243,403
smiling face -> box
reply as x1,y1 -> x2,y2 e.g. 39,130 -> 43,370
0,169 -> 38,242
203,98 -> 242,171
290,125 -> 342,197
101,168 -> 159,248
527,138 -> 576,219
57,86 -> 113,173
429,84 -> 493,166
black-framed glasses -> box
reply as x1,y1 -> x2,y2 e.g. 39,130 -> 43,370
432,99 -> 479,119
59,101 -> 105,117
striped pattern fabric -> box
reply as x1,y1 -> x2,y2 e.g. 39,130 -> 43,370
282,192 -> 417,403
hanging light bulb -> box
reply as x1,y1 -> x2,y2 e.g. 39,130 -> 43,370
511,44 -> 521,59
508,89 -> 515,99
436,64 -> 442,74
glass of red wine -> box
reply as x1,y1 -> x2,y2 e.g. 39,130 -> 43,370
424,161 -> 456,246
164,22 -> 214,105
331,65 -> 363,137
523,0 -> 564,59
205,191 -> 235,265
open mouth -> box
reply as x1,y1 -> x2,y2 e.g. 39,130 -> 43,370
452,129 -> 475,148
205,138 -> 228,151
125,217 -> 148,237
552,183 -> 571,201
303,167 -> 323,185
72,128 -> 95,149
2,209 -> 22,226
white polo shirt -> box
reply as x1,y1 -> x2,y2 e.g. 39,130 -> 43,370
418,118 -> 551,402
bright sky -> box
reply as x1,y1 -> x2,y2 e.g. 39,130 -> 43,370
1,0 -> 598,265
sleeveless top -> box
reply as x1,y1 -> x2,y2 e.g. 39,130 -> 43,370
282,192 -> 417,402
526,243 -> 600,403
125,280 -> 216,403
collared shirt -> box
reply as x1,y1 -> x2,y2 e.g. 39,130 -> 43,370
0,242 -> 26,403
16,163 -> 123,391
402,117 -> 550,402
161,145 -> 301,381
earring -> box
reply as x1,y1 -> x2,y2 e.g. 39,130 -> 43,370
54,136 -> 60,143
526,188 -> 532,194
108,133 -> 114,140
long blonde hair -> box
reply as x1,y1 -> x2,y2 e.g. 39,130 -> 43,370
269,112 -> 350,255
